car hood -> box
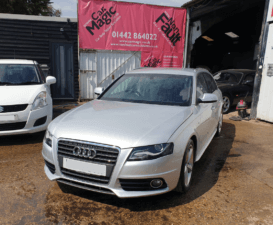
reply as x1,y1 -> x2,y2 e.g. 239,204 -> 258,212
50,100 -> 193,149
0,85 -> 46,105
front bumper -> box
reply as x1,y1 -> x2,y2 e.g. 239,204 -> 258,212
0,104 -> 52,136
42,137 -> 181,198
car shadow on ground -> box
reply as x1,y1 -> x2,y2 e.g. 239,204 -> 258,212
53,121 -> 236,211
0,131 -> 45,146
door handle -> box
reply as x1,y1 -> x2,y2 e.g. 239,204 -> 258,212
211,106 -> 216,110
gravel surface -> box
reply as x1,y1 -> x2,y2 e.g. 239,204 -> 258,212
0,107 -> 273,224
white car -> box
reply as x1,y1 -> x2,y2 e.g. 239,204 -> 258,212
43,68 -> 223,198
0,59 -> 56,136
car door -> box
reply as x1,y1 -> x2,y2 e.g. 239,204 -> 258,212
203,72 -> 220,132
232,73 -> 251,104
195,73 -> 214,154
241,73 -> 255,103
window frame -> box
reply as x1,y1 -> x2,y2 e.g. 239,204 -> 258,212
196,73 -> 209,104
99,73 -> 194,107
202,72 -> 218,93
0,64 -> 42,85
242,73 -> 255,84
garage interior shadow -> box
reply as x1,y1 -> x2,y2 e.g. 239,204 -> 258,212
190,0 -> 265,73
54,121 -> 236,211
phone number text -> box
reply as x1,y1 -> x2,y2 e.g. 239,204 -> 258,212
112,31 -> 157,40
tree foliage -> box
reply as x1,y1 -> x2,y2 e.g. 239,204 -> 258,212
46,5 -> 62,17
0,0 -> 62,17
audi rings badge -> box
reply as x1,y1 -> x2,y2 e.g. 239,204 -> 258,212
73,146 -> 96,159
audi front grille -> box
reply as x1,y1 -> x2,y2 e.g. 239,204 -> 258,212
57,140 -> 120,185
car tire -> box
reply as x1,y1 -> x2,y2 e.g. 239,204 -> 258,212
222,94 -> 232,114
215,112 -> 223,137
174,139 -> 195,193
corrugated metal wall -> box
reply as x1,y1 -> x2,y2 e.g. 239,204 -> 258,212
257,23 -> 273,122
79,50 -> 141,100
0,15 -> 79,100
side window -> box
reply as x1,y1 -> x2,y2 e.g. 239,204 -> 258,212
243,73 -> 255,83
37,65 -> 46,83
203,73 -> 217,93
196,74 -> 209,99
111,76 -> 132,94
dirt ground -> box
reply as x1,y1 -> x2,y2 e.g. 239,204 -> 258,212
0,106 -> 273,225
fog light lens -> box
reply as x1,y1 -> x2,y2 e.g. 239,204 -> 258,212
150,179 -> 163,189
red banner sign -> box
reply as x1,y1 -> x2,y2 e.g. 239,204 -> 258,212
79,0 -> 187,67
141,51 -> 183,68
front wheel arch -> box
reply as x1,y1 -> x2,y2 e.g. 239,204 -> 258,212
190,135 -> 197,162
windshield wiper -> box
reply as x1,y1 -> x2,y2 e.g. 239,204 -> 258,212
17,82 -> 40,85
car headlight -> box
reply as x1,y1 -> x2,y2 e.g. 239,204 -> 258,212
32,92 -> 47,111
128,143 -> 174,161
44,130 -> 53,147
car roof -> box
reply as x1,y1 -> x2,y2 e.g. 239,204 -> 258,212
126,67 -> 210,76
215,69 -> 256,74
0,59 -> 37,65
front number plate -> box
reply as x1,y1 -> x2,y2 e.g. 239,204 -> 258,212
0,115 -> 17,121
63,158 -> 106,176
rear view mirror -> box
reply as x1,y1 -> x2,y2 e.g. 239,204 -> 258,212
198,93 -> 218,104
46,76 -> 56,85
94,87 -> 104,95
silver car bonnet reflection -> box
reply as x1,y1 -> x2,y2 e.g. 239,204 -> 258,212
49,100 -> 193,149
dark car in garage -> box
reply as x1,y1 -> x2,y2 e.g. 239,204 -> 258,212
213,69 -> 255,113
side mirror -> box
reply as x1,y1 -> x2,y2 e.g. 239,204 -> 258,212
94,87 -> 104,95
198,93 -> 218,104
46,76 -> 56,85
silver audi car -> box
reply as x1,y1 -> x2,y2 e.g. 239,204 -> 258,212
42,68 -> 223,198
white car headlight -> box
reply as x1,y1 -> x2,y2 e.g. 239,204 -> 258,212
128,143 -> 174,161
44,129 -> 53,147
32,91 -> 47,111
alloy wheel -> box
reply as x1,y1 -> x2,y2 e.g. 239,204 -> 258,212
184,144 -> 194,187
223,96 -> 230,113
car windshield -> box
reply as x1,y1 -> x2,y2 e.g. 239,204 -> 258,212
0,64 -> 41,85
214,72 -> 243,84
99,74 -> 193,106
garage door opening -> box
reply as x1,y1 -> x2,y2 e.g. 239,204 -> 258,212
187,0 -> 266,74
